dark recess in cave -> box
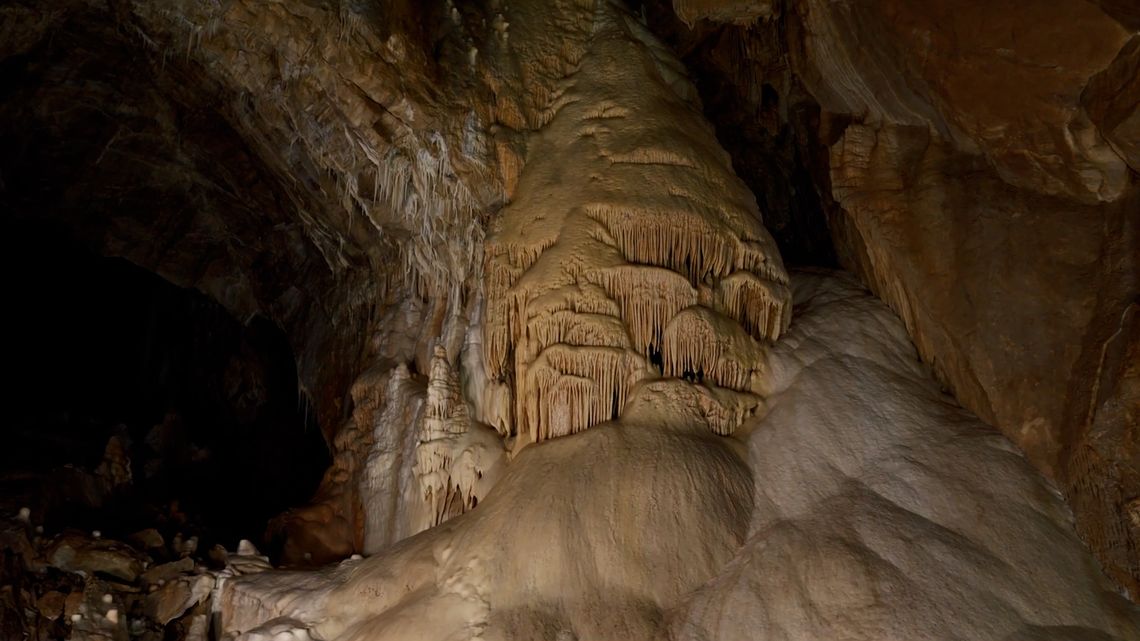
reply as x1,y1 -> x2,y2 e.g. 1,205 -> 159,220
640,0 -> 841,268
0,219 -> 329,551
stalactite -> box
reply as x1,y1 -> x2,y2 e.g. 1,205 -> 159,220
661,307 -> 762,392
522,344 -> 650,442
716,271 -> 792,341
583,264 -> 699,354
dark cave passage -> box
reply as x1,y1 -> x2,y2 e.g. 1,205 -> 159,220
1,219 -> 329,553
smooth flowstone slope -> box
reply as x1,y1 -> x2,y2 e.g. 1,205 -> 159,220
673,272 -> 1140,640
218,392 -> 754,640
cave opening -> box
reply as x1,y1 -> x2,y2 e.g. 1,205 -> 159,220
0,219 -> 329,554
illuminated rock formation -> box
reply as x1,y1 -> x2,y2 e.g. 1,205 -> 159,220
1,0 -> 1138,639
213,273 -> 1140,641
481,0 -> 790,447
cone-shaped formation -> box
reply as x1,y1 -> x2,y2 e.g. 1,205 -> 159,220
482,2 -> 790,444
416,346 -> 505,528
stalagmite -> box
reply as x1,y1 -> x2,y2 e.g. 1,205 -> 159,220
213,273 -> 1140,641
360,365 -> 425,554
414,346 -> 505,529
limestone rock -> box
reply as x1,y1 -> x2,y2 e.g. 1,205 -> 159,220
127,529 -> 164,553
46,533 -> 148,583
672,0 -> 774,26
140,558 -> 195,587
65,578 -> 128,641
3,0 -> 1139,632
184,614 -> 209,641
233,618 -> 314,641
211,274 -> 1140,641
1066,303 -> 1140,598
648,0 -> 1140,591
222,542 -> 273,578
37,590 -> 67,621
791,0 -> 1133,203
482,0 -> 790,447
414,345 -> 505,529
94,434 -> 132,492
144,574 -> 214,626
1084,35 -> 1140,173
671,272 -> 1140,640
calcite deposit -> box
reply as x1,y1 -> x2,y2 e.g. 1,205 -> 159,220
0,0 -> 1137,639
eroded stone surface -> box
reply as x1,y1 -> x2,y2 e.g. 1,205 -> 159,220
654,0 -> 1140,593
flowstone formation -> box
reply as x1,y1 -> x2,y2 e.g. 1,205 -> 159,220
213,273 -> 1140,641
4,0 -> 1140,639
674,273 -> 1140,640
481,0 -> 790,446
640,0 -> 1139,593
201,2 -> 1140,639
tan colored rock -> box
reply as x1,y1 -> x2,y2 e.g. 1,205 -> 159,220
127,529 -> 164,552
144,574 -> 214,626
140,558 -> 194,587
791,0 -> 1133,202
185,614 -> 209,641
63,591 -> 83,619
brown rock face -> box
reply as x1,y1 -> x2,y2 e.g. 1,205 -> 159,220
672,0 -> 774,26
791,0 -> 1132,203
656,0 -> 1139,596
1,0 -> 504,559
1068,304 -> 1140,598
1085,36 -> 1140,174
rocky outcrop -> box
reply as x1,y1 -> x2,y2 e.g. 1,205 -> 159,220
0,515 -> 275,641
654,0 -> 1139,596
673,272 -> 1140,640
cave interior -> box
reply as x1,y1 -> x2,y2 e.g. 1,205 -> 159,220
0,1 -> 1137,640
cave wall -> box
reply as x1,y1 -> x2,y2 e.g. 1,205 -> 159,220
0,4 -> 377,437
647,0 -> 1139,595
2,0 -> 1137,599
0,0 -> 524,560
